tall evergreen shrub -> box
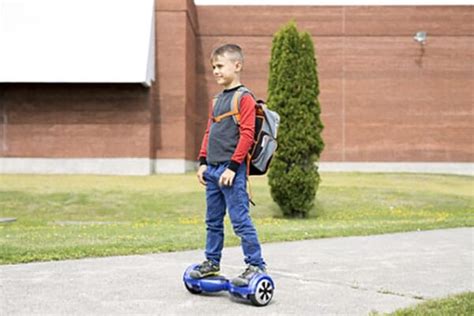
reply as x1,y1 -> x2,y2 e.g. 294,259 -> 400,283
267,21 -> 324,217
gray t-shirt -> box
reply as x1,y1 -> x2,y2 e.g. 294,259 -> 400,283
207,86 -> 247,164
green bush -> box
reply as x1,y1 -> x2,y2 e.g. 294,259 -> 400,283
267,21 -> 324,217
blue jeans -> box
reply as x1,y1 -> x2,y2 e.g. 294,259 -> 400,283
204,162 -> 265,269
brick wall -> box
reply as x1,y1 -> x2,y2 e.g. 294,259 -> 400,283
0,3 -> 472,174
0,84 -> 152,158
196,5 -> 473,162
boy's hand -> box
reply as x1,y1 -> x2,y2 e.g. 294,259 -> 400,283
197,165 -> 207,186
219,169 -> 235,187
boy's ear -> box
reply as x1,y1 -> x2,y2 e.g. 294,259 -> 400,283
234,60 -> 243,72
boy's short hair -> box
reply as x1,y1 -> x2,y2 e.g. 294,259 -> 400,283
210,44 -> 244,63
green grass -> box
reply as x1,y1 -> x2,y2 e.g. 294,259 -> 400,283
0,172 -> 473,264
373,292 -> 474,315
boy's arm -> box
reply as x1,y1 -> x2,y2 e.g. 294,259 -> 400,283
197,105 -> 212,186
198,100 -> 215,165
228,94 -> 256,172
198,117 -> 212,166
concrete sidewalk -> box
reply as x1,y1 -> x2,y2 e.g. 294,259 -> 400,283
1,228 -> 472,315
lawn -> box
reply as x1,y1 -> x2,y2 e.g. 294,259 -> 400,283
0,172 -> 473,264
372,292 -> 474,316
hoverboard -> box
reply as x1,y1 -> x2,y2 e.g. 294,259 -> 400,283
183,264 -> 274,306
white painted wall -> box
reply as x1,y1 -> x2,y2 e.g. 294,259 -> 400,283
0,158 -> 472,175
0,158 -> 198,175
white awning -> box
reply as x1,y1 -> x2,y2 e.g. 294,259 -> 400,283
0,0 -> 155,86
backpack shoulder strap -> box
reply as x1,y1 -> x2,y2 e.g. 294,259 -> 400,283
212,96 -> 240,123
212,86 -> 251,124
230,86 -> 255,125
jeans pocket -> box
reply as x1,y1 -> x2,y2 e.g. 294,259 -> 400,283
217,162 -> 230,176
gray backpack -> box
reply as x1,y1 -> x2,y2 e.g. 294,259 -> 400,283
212,87 -> 280,175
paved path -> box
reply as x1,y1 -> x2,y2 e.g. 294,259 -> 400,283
1,228 -> 472,315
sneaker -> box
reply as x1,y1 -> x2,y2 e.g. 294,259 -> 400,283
189,260 -> 220,279
231,265 -> 266,287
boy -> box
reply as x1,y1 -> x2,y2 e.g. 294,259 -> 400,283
191,44 -> 266,286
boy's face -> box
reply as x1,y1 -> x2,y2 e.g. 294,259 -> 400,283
211,53 -> 242,88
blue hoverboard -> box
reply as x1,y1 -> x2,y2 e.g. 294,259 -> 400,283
183,264 -> 274,306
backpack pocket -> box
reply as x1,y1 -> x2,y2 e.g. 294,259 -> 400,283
251,134 -> 278,174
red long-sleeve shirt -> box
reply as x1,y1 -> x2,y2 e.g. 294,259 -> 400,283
198,92 -> 255,172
